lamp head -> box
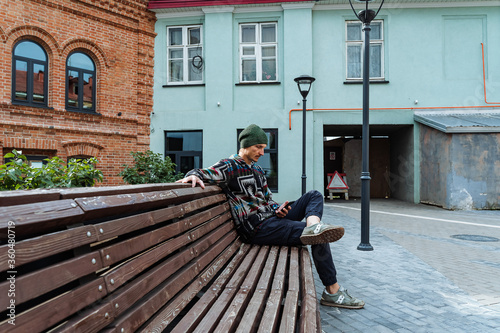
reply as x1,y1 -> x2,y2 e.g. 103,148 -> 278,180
349,0 -> 384,24
358,9 -> 377,23
294,75 -> 316,99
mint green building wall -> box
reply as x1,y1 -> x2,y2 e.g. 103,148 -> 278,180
150,2 -> 500,204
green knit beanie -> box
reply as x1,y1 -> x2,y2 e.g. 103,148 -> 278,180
239,124 -> 268,148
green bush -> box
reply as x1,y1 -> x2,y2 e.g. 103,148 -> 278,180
119,150 -> 183,184
0,150 -> 103,190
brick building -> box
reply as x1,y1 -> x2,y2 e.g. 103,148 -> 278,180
0,0 -> 156,185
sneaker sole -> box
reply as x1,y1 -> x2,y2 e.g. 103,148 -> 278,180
320,298 -> 365,309
300,226 -> 344,245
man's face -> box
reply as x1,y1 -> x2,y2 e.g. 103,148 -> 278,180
241,144 -> 267,163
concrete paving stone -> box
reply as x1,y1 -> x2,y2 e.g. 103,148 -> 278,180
321,316 -> 358,332
395,328 -> 413,333
377,306 -> 406,317
347,322 -> 370,332
371,325 -> 396,333
418,308 -> 446,317
398,307 -> 427,319
316,201 -> 500,333
357,309 -> 381,321
398,301 -> 429,313
321,322 -> 359,333
468,314 -> 500,328
372,317 -> 404,331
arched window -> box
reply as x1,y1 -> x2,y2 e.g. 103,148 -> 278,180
66,52 -> 96,112
12,40 -> 48,106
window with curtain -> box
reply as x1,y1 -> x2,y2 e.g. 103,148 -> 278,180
167,25 -> 203,85
346,20 -> 384,80
165,131 -> 203,175
239,22 -> 278,83
237,128 -> 278,192
12,40 -> 48,106
66,52 -> 96,112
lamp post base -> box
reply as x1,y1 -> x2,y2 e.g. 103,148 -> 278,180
357,243 -> 374,251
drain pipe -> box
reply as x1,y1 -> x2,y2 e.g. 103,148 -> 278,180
482,43 -> 500,105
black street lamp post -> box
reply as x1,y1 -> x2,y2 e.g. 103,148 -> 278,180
294,75 -> 316,195
348,0 -> 384,251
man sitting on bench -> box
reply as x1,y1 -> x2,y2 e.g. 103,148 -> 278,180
177,124 -> 364,309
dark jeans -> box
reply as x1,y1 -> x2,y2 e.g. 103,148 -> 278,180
250,190 -> 338,287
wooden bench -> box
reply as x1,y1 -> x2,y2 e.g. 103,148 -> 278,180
0,183 -> 322,332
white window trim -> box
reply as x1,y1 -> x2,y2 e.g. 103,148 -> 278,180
239,22 -> 278,83
166,25 -> 203,85
345,20 -> 384,81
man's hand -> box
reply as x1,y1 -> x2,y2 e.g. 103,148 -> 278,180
276,201 -> 290,218
176,175 -> 205,189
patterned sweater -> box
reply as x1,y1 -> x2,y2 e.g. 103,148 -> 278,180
186,154 -> 279,241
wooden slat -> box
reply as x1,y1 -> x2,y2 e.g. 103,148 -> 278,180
236,246 -> 279,333
59,183 -> 189,200
53,301 -> 115,333
0,224 -> 97,271
171,186 -> 223,202
214,246 -> 270,332
190,245 -> 261,333
170,242 -> 250,333
299,247 -> 320,333
0,251 -> 104,309
0,183 -> 190,207
170,194 -> 227,218
0,189 -> 60,206
137,233 -> 241,333
279,247 -> 300,333
258,246 -> 289,333
75,186 -> 221,221
0,278 -> 108,333
0,199 -> 84,241
74,190 -> 177,221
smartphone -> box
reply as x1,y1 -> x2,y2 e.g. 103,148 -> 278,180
276,201 -> 293,212
277,201 -> 290,213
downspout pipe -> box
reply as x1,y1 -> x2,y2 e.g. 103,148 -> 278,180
482,43 -> 500,105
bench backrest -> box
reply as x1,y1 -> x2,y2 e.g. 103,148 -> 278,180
0,184 -> 239,332
0,183 -> 321,333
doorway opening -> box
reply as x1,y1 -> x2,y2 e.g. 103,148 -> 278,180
323,124 -> 414,201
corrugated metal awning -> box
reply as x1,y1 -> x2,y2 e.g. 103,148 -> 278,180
414,110 -> 500,133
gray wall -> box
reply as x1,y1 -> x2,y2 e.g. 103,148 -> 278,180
390,127 -> 415,202
420,125 -> 500,209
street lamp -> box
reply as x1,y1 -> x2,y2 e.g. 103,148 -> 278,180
348,0 -> 385,251
294,75 -> 316,195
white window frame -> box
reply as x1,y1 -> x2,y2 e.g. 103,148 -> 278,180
166,25 -> 203,85
345,20 -> 384,81
239,22 -> 278,83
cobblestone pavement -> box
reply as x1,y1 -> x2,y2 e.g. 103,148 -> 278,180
314,199 -> 500,333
